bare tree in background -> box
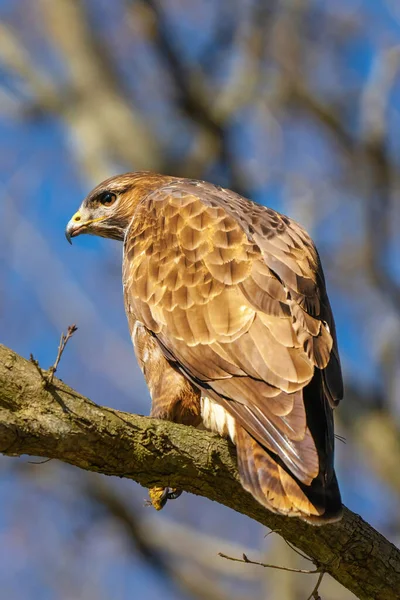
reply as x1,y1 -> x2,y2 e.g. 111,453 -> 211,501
0,1 -> 399,599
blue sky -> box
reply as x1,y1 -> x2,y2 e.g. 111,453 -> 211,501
0,1 -> 399,598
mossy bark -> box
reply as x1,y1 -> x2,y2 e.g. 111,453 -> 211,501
0,343 -> 399,600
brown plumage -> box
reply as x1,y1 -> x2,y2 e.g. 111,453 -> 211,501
66,171 -> 343,524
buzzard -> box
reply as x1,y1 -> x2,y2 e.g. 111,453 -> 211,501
66,172 -> 343,524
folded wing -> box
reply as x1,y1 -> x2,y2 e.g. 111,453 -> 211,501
123,179 -> 343,522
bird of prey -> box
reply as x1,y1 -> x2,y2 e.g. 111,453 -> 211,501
66,172 -> 343,524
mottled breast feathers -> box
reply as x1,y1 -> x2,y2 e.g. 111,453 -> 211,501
122,179 -> 343,519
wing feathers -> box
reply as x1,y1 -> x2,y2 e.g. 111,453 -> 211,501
236,426 -> 322,519
212,395 -> 318,484
248,318 -> 313,384
122,177 -> 343,522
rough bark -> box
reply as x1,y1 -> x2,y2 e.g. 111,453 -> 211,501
0,343 -> 399,600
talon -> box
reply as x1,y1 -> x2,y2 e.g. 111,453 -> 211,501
148,486 -> 169,510
148,486 -> 182,510
167,488 -> 182,501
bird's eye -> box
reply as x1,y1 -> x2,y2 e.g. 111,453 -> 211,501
99,192 -> 117,206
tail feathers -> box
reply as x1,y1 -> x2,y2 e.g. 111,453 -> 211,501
236,425 -> 342,525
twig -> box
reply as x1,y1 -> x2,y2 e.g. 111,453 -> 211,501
263,527 -> 315,561
218,552 -> 320,574
47,324 -> 77,384
30,324 -> 77,387
29,354 -> 49,387
282,538 -> 314,563
306,570 -> 325,600
219,551 -> 326,599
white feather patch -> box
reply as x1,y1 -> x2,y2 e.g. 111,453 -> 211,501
201,396 -> 236,443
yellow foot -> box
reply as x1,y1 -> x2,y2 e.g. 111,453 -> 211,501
148,486 -> 182,510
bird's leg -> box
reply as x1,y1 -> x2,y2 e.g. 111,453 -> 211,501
148,486 -> 182,510
145,377 -> 201,510
132,323 -> 202,510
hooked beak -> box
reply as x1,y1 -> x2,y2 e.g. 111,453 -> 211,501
65,211 -> 106,244
65,227 -> 73,244
65,211 -> 86,244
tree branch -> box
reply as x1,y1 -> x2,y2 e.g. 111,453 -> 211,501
0,343 -> 399,600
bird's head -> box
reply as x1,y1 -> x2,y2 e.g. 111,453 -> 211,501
65,172 -> 170,243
